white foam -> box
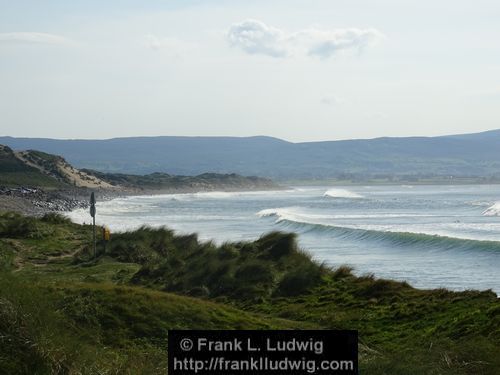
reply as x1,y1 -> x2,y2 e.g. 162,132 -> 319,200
323,188 -> 364,199
258,208 -> 443,221
469,200 -> 491,207
257,207 -> 302,222
124,189 -> 296,202
256,207 -> 500,242
483,202 -> 500,216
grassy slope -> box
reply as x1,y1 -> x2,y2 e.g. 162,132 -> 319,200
1,144 -> 276,191
0,213 -> 499,374
82,169 -> 277,191
0,146 -> 62,188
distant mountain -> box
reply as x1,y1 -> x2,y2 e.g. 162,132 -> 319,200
2,130 -> 500,179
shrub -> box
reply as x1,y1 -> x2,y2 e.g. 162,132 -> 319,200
105,226 -> 328,301
332,265 -> 354,279
257,232 -> 298,259
235,261 -> 274,284
276,264 -> 324,297
0,212 -> 46,239
356,278 -> 410,299
41,212 -> 71,225
219,244 -> 239,259
172,234 -> 199,253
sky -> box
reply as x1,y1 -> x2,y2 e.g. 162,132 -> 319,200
0,0 -> 499,142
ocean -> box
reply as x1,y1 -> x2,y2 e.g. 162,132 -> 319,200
66,184 -> 500,294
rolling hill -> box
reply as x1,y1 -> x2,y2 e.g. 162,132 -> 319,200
0,145 -> 112,188
0,145 -> 277,192
0,145 -> 57,187
2,130 -> 500,179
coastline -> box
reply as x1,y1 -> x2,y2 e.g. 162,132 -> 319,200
8,179 -> 498,217
282,177 -> 500,186
62,184 -> 500,295
0,188 -> 91,216
0,184 -> 287,217
1,185 -> 499,373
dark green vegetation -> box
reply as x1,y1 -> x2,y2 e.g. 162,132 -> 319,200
0,145 -> 98,189
3,130 -> 500,179
0,145 -> 61,187
20,149 -> 71,182
0,213 -> 499,374
82,170 -> 277,191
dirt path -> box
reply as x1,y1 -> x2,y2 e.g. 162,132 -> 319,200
10,240 -> 81,271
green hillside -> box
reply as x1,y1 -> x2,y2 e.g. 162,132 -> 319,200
20,150 -> 69,181
0,146 -> 61,187
82,170 -> 277,191
0,144 -> 277,192
0,212 -> 498,374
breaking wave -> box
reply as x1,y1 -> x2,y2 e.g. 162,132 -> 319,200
323,188 -> 364,199
483,202 -> 500,216
258,208 -> 500,253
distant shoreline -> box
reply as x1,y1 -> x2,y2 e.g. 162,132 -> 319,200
281,177 -> 500,186
3,178 -> 500,217
0,184 -> 287,217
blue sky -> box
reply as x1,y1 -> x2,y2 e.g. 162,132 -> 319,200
0,0 -> 499,141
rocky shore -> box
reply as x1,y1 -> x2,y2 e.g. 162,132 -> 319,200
0,186 -> 91,216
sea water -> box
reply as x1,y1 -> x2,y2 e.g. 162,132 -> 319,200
66,185 -> 500,294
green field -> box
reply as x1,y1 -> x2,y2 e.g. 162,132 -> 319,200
0,212 -> 499,374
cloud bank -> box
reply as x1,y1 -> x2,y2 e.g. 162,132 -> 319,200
0,32 -> 70,45
227,20 -> 383,59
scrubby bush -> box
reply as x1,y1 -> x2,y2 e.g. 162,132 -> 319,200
276,264 -> 325,297
355,277 -> 411,299
108,226 -> 327,300
106,226 -> 176,263
332,265 -> 354,279
235,261 -> 274,284
0,212 -> 47,239
257,232 -> 298,259
219,243 -> 239,259
40,212 -> 71,225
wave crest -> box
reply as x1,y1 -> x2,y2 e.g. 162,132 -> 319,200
483,202 -> 500,216
323,188 -> 364,199
257,207 -> 500,253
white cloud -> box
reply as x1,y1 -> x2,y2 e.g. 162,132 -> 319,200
227,19 -> 288,58
293,28 -> 384,59
227,20 -> 383,59
0,32 -> 70,45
